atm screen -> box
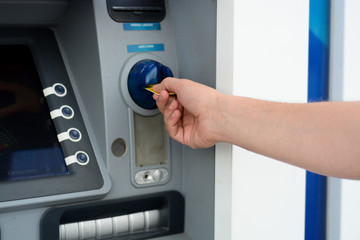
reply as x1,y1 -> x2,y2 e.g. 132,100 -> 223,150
0,45 -> 69,181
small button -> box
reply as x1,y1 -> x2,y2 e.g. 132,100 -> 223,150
43,83 -> 67,97
79,220 -> 96,239
51,105 -> 74,120
76,152 -> 88,163
113,215 -> 129,234
69,129 -> 81,140
96,218 -> 113,238
58,128 -> 82,142
61,106 -> 73,118
54,84 -> 66,95
63,222 -> 79,240
128,212 -> 145,232
144,210 -> 161,229
65,151 -> 89,166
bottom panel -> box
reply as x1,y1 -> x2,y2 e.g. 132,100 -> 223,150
41,191 -> 184,240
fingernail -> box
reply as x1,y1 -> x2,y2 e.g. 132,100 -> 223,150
169,101 -> 174,110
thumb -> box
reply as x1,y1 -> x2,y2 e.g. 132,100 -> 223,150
153,77 -> 182,94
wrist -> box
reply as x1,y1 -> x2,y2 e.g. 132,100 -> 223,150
212,93 -> 234,144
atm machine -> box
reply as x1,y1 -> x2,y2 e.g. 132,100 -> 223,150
0,0 -> 216,239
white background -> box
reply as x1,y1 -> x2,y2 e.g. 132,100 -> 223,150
216,0 -> 308,239
216,0 -> 360,239
329,0 -> 360,239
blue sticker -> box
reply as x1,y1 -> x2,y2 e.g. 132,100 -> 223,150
127,44 -> 164,53
123,23 -> 161,31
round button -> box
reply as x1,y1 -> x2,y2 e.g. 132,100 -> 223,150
143,171 -> 153,182
69,129 -> 81,140
128,60 -> 173,109
54,84 -> 66,95
61,106 -> 73,118
76,152 -> 88,164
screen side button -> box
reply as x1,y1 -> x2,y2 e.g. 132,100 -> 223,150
54,84 -> 66,95
69,129 -> 81,140
65,151 -> 90,166
76,152 -> 88,164
62,106 -> 74,118
50,105 -> 74,119
43,83 -> 67,97
57,128 -> 82,142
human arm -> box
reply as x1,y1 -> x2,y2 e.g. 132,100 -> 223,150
154,77 -> 360,179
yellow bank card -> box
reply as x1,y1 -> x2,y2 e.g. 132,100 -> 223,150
145,85 -> 176,96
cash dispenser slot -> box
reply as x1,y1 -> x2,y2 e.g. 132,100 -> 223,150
40,191 -> 184,240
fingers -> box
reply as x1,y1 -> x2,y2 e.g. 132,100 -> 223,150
153,77 -> 182,94
155,90 -> 178,113
163,98 -> 179,123
155,90 -> 170,113
154,90 -> 183,140
165,109 -> 183,140
155,90 -> 179,122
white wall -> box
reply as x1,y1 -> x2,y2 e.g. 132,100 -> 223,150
216,0 -> 309,239
329,0 -> 360,239
215,0 -> 234,239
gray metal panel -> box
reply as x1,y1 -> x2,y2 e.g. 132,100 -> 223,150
89,0 -> 182,200
0,0 -> 69,26
168,0 -> 217,239
0,0 -> 217,239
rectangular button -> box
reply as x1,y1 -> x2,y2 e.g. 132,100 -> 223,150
127,44 -> 164,53
113,215 -> 129,234
123,23 -> 161,31
96,218 -> 113,238
129,212 -> 145,232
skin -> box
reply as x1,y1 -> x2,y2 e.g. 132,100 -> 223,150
154,77 -> 360,179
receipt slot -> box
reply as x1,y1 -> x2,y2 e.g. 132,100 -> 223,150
123,58 -> 173,187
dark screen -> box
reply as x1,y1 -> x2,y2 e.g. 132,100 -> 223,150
0,45 -> 68,181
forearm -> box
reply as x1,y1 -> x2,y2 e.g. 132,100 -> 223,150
217,95 -> 360,179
